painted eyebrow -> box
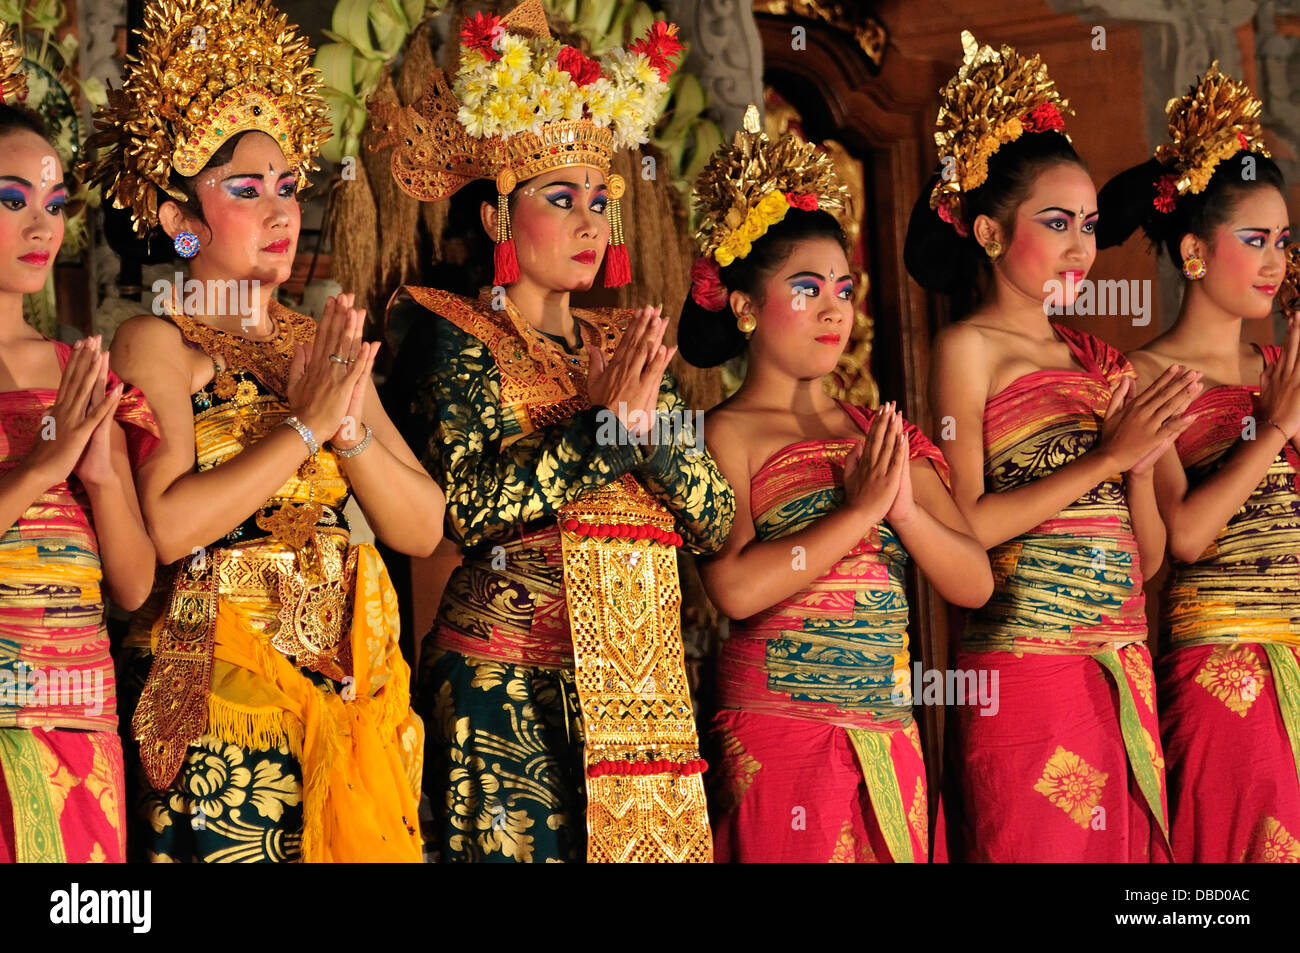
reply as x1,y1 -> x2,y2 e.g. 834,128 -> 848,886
1033,207 -> 1100,218
785,271 -> 824,281
221,171 -> 295,183
1235,226 -> 1285,233
0,176 -> 31,188
540,181 -> 609,192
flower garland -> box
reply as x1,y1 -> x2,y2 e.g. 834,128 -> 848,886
453,11 -> 681,149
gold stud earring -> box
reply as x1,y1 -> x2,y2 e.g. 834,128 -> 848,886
985,240 -> 1002,260
737,312 -> 756,334
1182,256 -> 1206,280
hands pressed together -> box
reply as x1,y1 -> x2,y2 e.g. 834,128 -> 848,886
587,304 -> 674,439
286,293 -> 378,450
25,335 -> 123,490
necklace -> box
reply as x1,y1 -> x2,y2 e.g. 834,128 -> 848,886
167,299 -> 311,396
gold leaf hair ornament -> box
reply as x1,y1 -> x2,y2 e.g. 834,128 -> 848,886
928,30 -> 1073,235
78,0 -> 332,237
1278,245 -> 1300,315
1150,62 -> 1268,215
687,104 -> 849,311
369,0 -> 683,289
0,21 -> 27,106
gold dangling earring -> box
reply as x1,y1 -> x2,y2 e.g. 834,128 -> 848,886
985,240 -> 1002,260
737,311 -> 756,334
1182,256 -> 1206,280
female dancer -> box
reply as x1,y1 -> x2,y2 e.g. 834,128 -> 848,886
909,32 -> 1201,861
371,1 -> 733,862
1099,64 -> 1300,862
679,106 -> 992,862
0,31 -> 159,863
82,0 -> 442,862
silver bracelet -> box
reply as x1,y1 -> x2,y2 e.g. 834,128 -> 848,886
333,423 -> 373,458
282,415 -> 319,456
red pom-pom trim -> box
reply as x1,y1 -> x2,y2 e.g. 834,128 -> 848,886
562,520 -> 683,548
604,242 -> 631,287
494,236 -> 520,285
587,758 -> 707,778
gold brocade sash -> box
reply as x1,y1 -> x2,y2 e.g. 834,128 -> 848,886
558,475 -> 712,863
133,542 -> 423,862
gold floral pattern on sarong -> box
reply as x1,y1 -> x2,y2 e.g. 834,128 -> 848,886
1195,643 -> 1267,717
1034,745 -> 1107,829
710,723 -> 761,814
1246,817 -> 1300,863
908,776 -> 927,847
828,817 -> 875,862
1123,644 -> 1155,713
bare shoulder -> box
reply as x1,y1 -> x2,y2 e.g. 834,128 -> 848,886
111,313 -> 186,361
110,313 -> 206,392
1126,345 -> 1176,389
931,321 -> 993,390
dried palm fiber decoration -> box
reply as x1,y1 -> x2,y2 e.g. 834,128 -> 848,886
79,0 -> 331,236
1150,62 -> 1268,212
928,30 -> 1073,231
0,21 -> 26,105
369,0 -> 683,287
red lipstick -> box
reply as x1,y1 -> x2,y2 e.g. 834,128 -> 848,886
572,250 -> 597,265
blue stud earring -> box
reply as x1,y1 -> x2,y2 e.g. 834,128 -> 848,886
174,231 -> 199,258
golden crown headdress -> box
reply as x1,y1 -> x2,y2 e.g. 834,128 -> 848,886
686,104 -> 849,318
928,31 -> 1073,232
1150,62 -> 1268,212
79,0 -> 331,236
0,22 -> 26,106
369,0 -> 683,288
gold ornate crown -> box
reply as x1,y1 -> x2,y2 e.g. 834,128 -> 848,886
691,104 -> 848,268
370,0 -> 682,288
929,31 -> 1072,225
1154,62 -> 1268,199
80,0 -> 331,236
0,21 -> 26,105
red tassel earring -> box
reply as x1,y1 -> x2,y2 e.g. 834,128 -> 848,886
604,173 -> 631,287
493,167 -> 520,286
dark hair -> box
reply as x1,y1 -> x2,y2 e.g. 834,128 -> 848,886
904,131 -> 1083,302
1097,150 -> 1286,266
434,174 -> 536,294
678,208 -> 849,368
0,103 -> 55,145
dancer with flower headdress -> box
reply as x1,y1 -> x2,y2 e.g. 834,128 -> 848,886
0,23 -> 160,864
82,0 -> 443,862
370,0 -> 733,862
1098,65 -> 1300,862
677,106 -> 991,862
906,32 -> 1203,861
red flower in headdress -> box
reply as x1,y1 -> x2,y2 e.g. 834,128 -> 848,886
461,11 -> 504,62
690,256 -> 728,312
1022,102 -> 1066,134
1237,130 -> 1250,151
557,46 -> 602,87
784,192 -> 819,211
936,195 -> 970,237
1153,174 -> 1178,214
629,21 -> 684,81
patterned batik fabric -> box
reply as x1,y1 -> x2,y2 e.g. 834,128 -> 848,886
0,340 -> 158,864
953,324 -> 1169,861
421,649 -> 585,863
711,403 -> 948,862
406,290 -> 734,862
1157,343 -> 1300,862
123,307 -> 423,864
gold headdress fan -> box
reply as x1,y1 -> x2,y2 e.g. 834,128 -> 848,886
1154,62 -> 1268,200
0,21 -> 26,106
79,0 -> 332,236
928,31 -> 1072,229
